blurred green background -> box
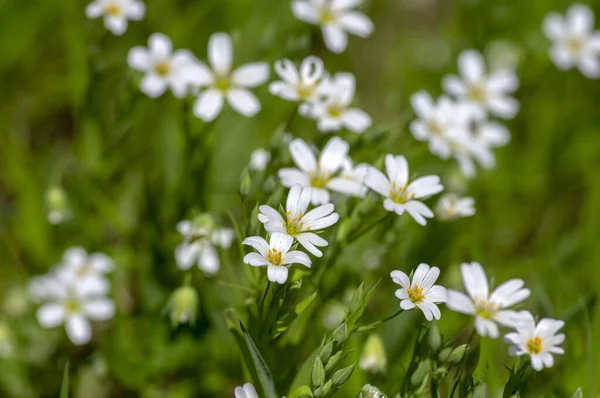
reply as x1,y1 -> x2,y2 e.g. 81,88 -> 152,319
1,0 -> 599,396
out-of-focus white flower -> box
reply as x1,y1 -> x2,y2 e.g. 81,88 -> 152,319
446,262 -> 530,338
54,247 -> 114,295
278,137 -> 366,204
258,185 -> 338,257
365,154 -> 443,225
192,33 -> 270,121
302,73 -> 372,134
390,263 -> 447,321
322,300 -> 346,329
443,49 -> 519,120
409,91 -> 470,159
242,233 -> 311,284
249,148 -> 271,171
504,311 -> 565,371
435,194 -> 475,220
175,218 -> 234,275
167,284 -> 199,327
291,0 -> 374,53
339,157 -> 369,198
46,186 -> 70,225
85,0 -> 145,35
128,33 -> 203,98
234,383 -> 259,398
543,4 -> 600,78
360,333 -> 387,373
270,56 -> 328,102
36,282 -> 115,345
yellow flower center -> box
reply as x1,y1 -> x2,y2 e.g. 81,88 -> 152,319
389,182 -> 414,204
64,298 -> 80,315
407,285 -> 425,304
327,104 -> 344,118
526,336 -> 543,354
566,36 -> 583,55
154,60 -> 171,77
266,249 -> 283,266
427,120 -> 445,136
215,77 -> 231,92
103,2 -> 121,16
297,83 -> 315,100
76,264 -> 92,278
309,169 -> 331,189
475,300 -> 498,319
318,6 -> 336,24
284,212 -> 308,236
468,84 -> 487,103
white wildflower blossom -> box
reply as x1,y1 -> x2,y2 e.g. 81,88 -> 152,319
291,0 -> 374,53
390,263 -> 447,321
249,148 -> 271,171
446,262 -> 530,338
234,383 -> 259,398
175,219 -> 234,275
278,137 -> 366,205
435,194 -> 475,220
365,154 -> 443,225
192,33 -> 270,121
242,232 -> 312,284
302,73 -> 372,133
543,4 -> 600,78
504,311 -> 565,371
269,56 -> 328,102
258,185 -> 339,257
128,33 -> 203,98
85,0 -> 145,35
443,49 -> 519,120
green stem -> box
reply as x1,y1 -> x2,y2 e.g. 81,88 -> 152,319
260,281 -> 271,317
450,327 -> 476,397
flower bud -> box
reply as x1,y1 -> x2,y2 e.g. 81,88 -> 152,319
359,384 -> 388,398
46,186 -> 70,224
239,167 -> 252,196
360,334 -> 387,373
168,285 -> 199,327
191,213 -> 216,235
427,322 -> 442,351
448,344 -> 469,364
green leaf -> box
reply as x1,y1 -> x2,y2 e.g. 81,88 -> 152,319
311,357 -> 325,387
347,280 -> 381,332
239,322 -> 278,398
332,363 -> 355,386
448,344 -> 469,364
288,385 -> 313,398
332,322 -> 347,345
272,291 -> 317,339
324,350 -> 343,373
60,360 -> 69,398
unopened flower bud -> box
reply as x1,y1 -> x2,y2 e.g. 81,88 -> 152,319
168,285 -> 199,327
239,167 -> 252,197
360,334 -> 387,373
359,384 -> 388,398
46,186 -> 70,224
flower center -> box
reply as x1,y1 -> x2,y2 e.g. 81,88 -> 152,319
475,300 -> 498,319
64,297 -> 81,315
154,60 -> 171,77
427,119 -> 445,136
389,182 -> 413,204
327,104 -> 344,118
103,2 -> 121,16
318,6 -> 337,24
526,336 -> 543,354
407,285 -> 425,304
76,264 -> 92,278
266,249 -> 282,266
284,212 -> 307,236
566,36 -> 583,55
467,84 -> 487,103
297,83 -> 315,100
215,76 -> 231,92
309,169 -> 331,189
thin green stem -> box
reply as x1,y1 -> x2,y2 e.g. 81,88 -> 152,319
260,281 -> 271,317
450,327 -> 477,397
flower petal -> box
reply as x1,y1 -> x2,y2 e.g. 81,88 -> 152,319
232,63 -> 270,87
339,12 -> 374,37
446,290 -> 475,314
461,261 -> 489,300
227,88 -> 261,117
208,32 -> 233,75
66,315 -> 92,345
83,299 -> 115,320
242,236 -> 270,257
194,89 -> 224,121
322,25 -> 348,53
37,304 -> 66,327
319,137 -> 349,173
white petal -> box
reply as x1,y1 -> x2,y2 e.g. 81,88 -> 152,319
289,139 -> 317,173
244,252 -> 269,267
89,253 -> 114,273
487,96 -> 519,119
85,2 -> 103,18
37,304 -> 66,327
242,236 -> 270,257
149,33 -> 172,58
400,299 -> 415,310
232,63 -> 270,87
417,264 -> 439,290
365,167 -> 391,197
578,54 -> 600,78
243,383 -> 259,398
66,315 -> 92,345
175,243 -> 199,270
339,12 -> 374,38
300,56 -> 324,84
446,290 -> 475,314
536,318 -> 565,339
488,70 -> 519,93
403,201 -> 434,226
407,175 -> 443,198
194,89 -> 224,121
282,250 -> 312,267
332,0 -> 362,9
274,59 -> 299,85
267,265 -> 289,284
63,246 -> 87,266
549,46 -> 575,70
567,4 -> 594,35
458,50 -> 485,83
198,244 -> 220,274
211,228 -> 235,248
208,32 -> 233,75
302,205 -> 338,229
311,188 -> 331,205
390,270 -> 410,288
291,0 -> 319,24
278,168 -> 311,188
104,15 -> 128,35
342,109 -> 372,133
542,13 -> 564,40
410,91 -> 434,117
442,75 -> 467,96
270,232 -> 294,253
227,89 -> 261,117
417,302 -> 434,321
489,279 -> 530,307
322,25 -> 348,53
319,137 -> 349,173
125,1 -> 146,20
287,185 -> 312,216
83,299 -> 115,320
461,262 -> 489,300
295,233 -> 327,257
140,74 -> 168,98
530,355 -> 544,371
386,155 -> 408,186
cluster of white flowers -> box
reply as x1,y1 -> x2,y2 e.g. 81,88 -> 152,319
543,3 -> 600,78
29,247 -> 116,345
389,261 -> 565,371
410,49 -> 518,180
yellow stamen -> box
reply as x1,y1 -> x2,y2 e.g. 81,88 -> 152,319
468,84 -> 487,103
309,169 -> 331,189
103,2 -> 121,16
526,336 -> 543,354
284,212 -> 307,236
154,60 -> 171,77
65,298 -> 80,314
407,285 -> 425,304
427,120 -> 445,136
297,83 -> 315,100
215,77 -> 231,92
266,249 -> 282,266
389,182 -> 414,204
318,6 -> 336,24
566,36 -> 583,55
327,104 -> 344,118
475,300 -> 498,319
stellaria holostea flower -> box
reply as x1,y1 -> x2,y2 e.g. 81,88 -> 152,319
249,148 -> 271,171
435,194 -> 475,220
85,0 -> 145,35
270,56 -> 328,103
234,383 -> 259,398
390,263 -> 447,321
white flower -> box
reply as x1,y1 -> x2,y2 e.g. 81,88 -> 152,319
390,263 -> 447,321
128,33 -> 203,98
258,185 -> 339,257
435,194 -> 475,220
365,155 -> 443,225
543,4 -> 600,78
234,383 -> 259,398
443,49 -> 519,120
339,157 -> 369,197
35,282 -> 115,345
446,262 -> 530,338
270,56 -> 328,102
302,73 -> 372,133
192,33 -> 270,122
409,91 -> 470,159
504,311 -> 565,371
242,232 -> 311,284
50,247 -> 114,296
249,148 -> 271,171
292,0 -> 374,53
279,137 -> 366,204
175,220 -> 234,275
85,0 -> 145,35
